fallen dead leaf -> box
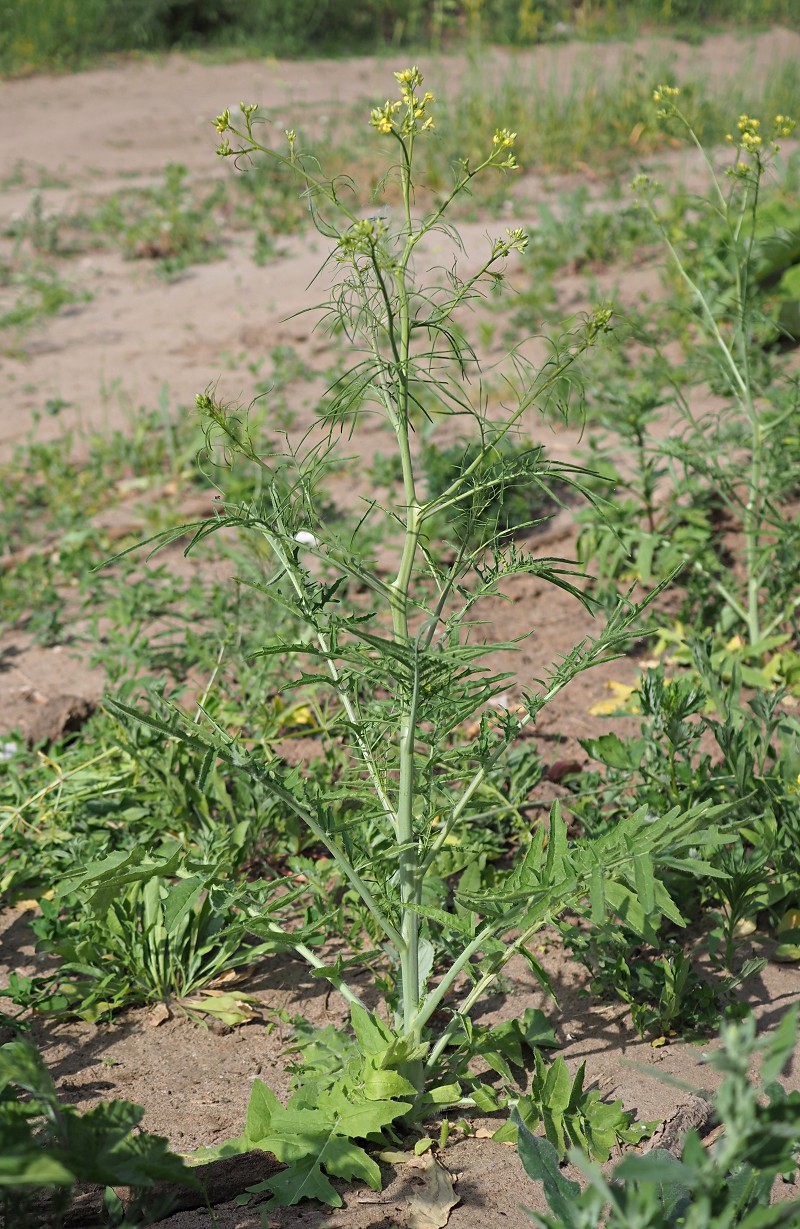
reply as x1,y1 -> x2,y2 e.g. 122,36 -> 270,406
405,1155 -> 459,1229
588,680 -> 640,716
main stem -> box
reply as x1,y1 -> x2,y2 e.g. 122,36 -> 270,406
389,135 -> 422,1043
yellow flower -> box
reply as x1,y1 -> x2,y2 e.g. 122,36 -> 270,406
492,127 -> 517,148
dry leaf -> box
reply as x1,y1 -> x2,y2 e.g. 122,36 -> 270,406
182,990 -> 258,1027
147,1003 -> 171,1027
208,968 -> 249,988
405,1155 -> 459,1229
588,681 -> 640,716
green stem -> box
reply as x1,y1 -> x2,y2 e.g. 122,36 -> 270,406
423,917 -> 548,1072
269,532 -> 398,830
411,922 -> 498,1041
293,942 -> 368,1010
391,143 -> 424,1037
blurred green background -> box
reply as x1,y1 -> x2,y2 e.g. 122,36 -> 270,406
3,0 -> 799,76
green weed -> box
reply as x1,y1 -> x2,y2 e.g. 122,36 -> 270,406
571,102 -> 800,651
559,653 -> 800,1035
631,96 -> 800,645
0,1038 -> 195,1227
15,853 -> 271,1024
0,260 -> 90,334
93,163 -> 225,274
519,1006 -> 800,1229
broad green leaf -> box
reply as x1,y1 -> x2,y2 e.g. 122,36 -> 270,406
0,1040 -> 57,1100
513,1117 -> 580,1221
491,1118 -> 516,1144
0,1153 -> 75,1186
163,875 -> 206,932
631,846 -> 656,916
542,1057 -> 572,1115
470,1083 -> 502,1113
652,880 -> 687,928
61,1102 -> 195,1188
323,1096 -> 410,1139
350,1003 -> 394,1056
540,1105 -> 567,1160
315,1135 -> 381,1189
565,1061 -> 585,1112
579,733 -> 636,770
614,1149 -> 694,1187
260,1152 -> 342,1209
420,1083 -> 462,1108
362,1067 -> 417,1101
245,1079 -> 280,1144
517,1008 -> 559,1050
479,1048 -> 513,1082
604,881 -> 655,940
544,801 -> 569,883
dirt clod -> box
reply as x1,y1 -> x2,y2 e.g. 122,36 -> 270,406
23,693 -> 95,747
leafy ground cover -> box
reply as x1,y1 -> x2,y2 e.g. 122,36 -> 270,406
2,25 -> 800,1229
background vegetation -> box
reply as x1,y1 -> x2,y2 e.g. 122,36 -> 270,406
2,0 -> 800,75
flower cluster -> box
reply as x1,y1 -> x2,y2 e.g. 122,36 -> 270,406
725,113 -> 797,177
213,101 -> 259,157
490,127 -> 519,170
336,215 -> 388,262
490,227 -> 529,260
652,84 -> 680,119
629,172 -> 659,198
736,114 -> 762,152
369,66 -> 435,139
652,85 -> 680,103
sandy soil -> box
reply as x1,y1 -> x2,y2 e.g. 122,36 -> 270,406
3,28 -> 800,1228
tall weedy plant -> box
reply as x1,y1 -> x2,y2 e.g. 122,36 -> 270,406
104,69 -> 731,1202
633,93 -> 800,649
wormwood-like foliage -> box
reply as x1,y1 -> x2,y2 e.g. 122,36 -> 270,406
102,70 -> 736,1203
519,1006 -> 800,1229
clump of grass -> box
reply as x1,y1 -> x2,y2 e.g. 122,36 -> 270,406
93,164 -> 225,274
0,261 -> 90,332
